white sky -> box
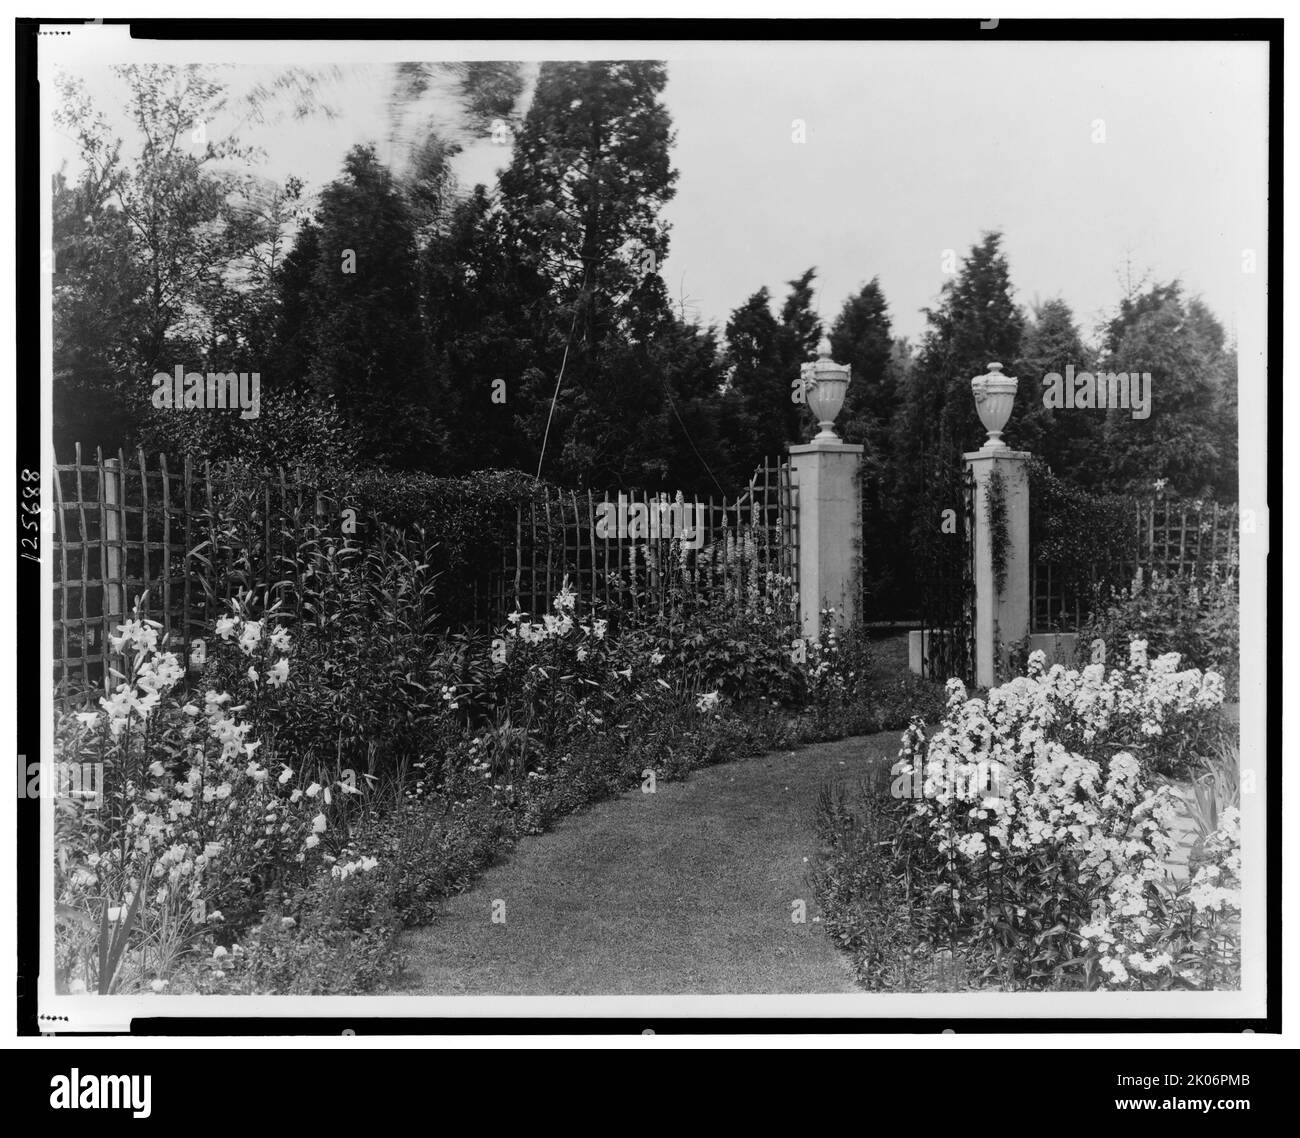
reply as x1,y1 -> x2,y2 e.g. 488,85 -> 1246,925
45,36 -> 1268,345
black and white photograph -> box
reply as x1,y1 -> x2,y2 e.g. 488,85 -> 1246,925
13,10 -> 1282,1058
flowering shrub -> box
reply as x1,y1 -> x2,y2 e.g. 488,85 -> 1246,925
611,574 -> 806,707
54,560 -> 956,996
1076,807 -> 1240,989
815,643 -> 1237,991
916,638 -> 1224,779
1080,567 -> 1240,700
795,616 -> 880,734
53,609 -> 366,994
203,516 -> 446,781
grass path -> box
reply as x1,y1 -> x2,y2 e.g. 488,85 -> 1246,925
400,732 -> 899,995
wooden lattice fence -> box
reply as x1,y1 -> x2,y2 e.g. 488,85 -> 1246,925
494,458 -> 799,623
52,448 -> 799,706
51,445 -> 354,705
1030,496 -> 1240,633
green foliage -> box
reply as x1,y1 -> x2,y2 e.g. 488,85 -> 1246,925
1007,298 -> 1100,470
136,387 -> 360,472
725,270 -> 825,465
831,282 -> 906,613
986,467 -> 1009,596
810,778 -> 951,991
1028,457 -> 1137,630
324,467 -> 547,626
494,60 -> 685,485
298,145 -> 443,468
1095,284 -> 1237,498
1187,735 -> 1241,843
889,232 -> 1024,616
175,899 -> 407,996
629,602 -> 807,707
52,64 -> 288,460
1028,457 -> 1135,567
1080,568 -> 1240,701
203,529 -> 446,783
52,64 -> 1241,542
813,652 -> 1236,992
910,232 -> 1025,456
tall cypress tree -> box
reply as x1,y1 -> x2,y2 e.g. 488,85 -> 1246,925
890,232 -> 1024,616
724,287 -> 787,462
831,278 -> 895,462
1008,297 -> 1098,477
305,145 -> 440,469
495,61 -> 679,482
829,279 -> 900,613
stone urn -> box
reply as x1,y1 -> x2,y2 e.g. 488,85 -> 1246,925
802,338 -> 852,442
970,362 -> 1019,450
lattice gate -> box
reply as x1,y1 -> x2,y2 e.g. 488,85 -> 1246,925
916,451 -> 976,686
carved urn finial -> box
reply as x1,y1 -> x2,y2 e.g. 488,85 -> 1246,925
970,362 -> 1019,449
801,340 -> 852,442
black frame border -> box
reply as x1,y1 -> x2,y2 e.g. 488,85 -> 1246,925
15,14 -> 1282,1039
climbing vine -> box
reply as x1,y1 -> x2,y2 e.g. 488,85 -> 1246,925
1026,458 -> 1134,570
986,467 -> 1009,597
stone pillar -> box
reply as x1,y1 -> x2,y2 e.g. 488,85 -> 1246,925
788,439 -> 863,642
965,446 -> 1030,688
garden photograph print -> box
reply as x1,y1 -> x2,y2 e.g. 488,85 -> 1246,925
30,21 -> 1269,1028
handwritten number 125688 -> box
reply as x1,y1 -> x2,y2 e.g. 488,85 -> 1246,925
20,468 -> 39,562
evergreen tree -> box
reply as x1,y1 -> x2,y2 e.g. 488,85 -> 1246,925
829,279 -> 899,614
831,278 -> 895,464
1008,297 -> 1099,478
724,269 -> 825,465
889,232 -> 1024,616
266,219 -> 323,390
1096,283 -> 1236,497
779,267 -> 824,443
494,61 -> 679,481
422,186 -> 544,473
305,145 -> 441,469
51,170 -> 145,456
724,287 -> 787,462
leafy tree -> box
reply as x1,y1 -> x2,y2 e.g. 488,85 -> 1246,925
51,168 -> 145,456
52,65 -> 310,459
